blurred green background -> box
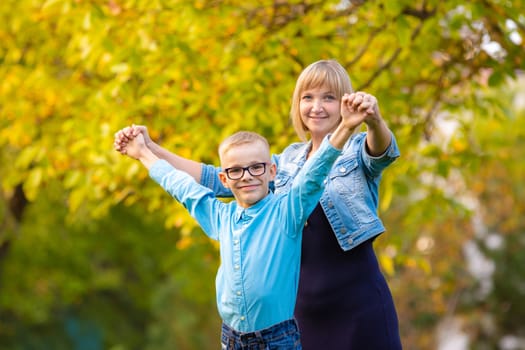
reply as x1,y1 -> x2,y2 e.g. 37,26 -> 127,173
1,0 -> 524,349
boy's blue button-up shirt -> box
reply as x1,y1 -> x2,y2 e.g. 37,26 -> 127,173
201,132 -> 400,251
149,137 -> 341,332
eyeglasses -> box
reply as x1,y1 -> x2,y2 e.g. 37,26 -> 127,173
224,162 -> 269,180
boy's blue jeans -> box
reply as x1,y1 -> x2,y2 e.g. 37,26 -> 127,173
220,318 -> 302,349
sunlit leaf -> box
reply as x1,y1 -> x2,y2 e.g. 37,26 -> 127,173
378,252 -> 395,276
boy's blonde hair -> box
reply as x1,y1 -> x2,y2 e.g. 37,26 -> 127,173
218,131 -> 270,163
290,59 -> 354,142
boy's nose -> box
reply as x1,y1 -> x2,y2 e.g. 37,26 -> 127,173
240,170 -> 253,180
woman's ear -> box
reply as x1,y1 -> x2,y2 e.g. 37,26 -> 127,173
219,172 -> 230,188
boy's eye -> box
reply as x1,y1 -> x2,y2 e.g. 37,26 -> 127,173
228,168 -> 243,176
249,164 -> 265,172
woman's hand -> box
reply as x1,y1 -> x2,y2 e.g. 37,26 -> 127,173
340,92 -> 382,130
114,125 -> 152,154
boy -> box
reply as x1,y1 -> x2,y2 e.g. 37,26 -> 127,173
120,94 -> 359,349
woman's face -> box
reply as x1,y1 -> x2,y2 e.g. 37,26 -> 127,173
299,85 -> 341,140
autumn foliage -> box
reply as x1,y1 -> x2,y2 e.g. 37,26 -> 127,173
1,1 -> 524,348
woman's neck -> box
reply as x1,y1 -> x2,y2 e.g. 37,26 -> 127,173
307,134 -> 325,159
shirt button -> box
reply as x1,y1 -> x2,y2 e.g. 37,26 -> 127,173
240,316 -> 245,321
339,167 -> 346,173
347,237 -> 353,245
234,264 -> 240,270
328,202 -> 334,208
236,291 -> 242,296
234,240 -> 239,245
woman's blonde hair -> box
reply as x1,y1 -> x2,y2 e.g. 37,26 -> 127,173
290,60 -> 354,142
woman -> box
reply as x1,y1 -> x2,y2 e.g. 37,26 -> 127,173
115,59 -> 402,349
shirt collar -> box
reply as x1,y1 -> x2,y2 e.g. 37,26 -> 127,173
233,192 -> 273,222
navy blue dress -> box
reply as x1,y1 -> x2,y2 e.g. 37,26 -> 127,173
295,204 -> 402,349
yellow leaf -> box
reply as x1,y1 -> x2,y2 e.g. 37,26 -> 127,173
15,147 -> 40,169
451,138 -> 467,152
380,180 -> 393,212
378,252 -> 395,276
68,188 -> 86,213
110,63 -> 130,75
83,12 -> 91,30
24,167 -> 43,201
176,235 -> 193,250
418,258 -> 432,275
238,56 -> 257,73
64,170 -> 83,189
42,0 -> 64,11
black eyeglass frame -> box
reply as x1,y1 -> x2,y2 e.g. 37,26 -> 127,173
223,162 -> 270,180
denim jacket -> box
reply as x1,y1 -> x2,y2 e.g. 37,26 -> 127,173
200,131 -> 400,251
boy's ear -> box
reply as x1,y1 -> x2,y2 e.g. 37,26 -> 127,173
269,163 -> 277,180
218,172 -> 230,188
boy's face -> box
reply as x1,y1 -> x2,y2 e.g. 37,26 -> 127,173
219,141 -> 276,208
